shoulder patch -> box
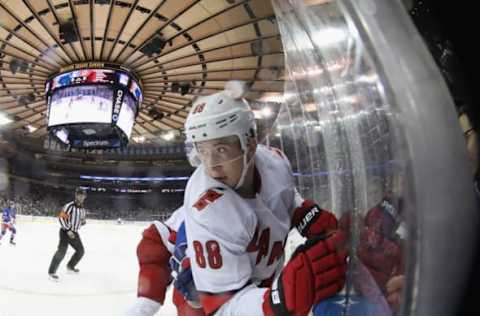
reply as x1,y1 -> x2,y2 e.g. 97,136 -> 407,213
193,102 -> 206,114
193,187 -> 225,211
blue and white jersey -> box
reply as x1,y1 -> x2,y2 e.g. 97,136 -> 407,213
2,207 -> 16,223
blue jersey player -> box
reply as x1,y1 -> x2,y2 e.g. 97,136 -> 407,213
1,200 -> 17,245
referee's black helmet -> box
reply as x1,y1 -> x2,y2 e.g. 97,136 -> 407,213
75,187 -> 87,195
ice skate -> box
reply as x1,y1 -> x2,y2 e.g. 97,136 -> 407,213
48,273 -> 59,282
66,266 -> 80,274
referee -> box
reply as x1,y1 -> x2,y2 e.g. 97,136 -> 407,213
48,187 -> 87,281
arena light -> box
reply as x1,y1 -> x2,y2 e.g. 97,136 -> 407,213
132,135 -> 145,143
259,92 -> 285,103
261,106 -> 273,118
312,27 -> 349,48
0,113 -> 12,125
26,125 -> 37,132
80,175 -> 189,181
253,110 -> 263,119
161,131 -> 175,141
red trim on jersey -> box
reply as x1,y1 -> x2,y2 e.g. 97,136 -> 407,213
262,290 -> 275,316
199,292 -> 235,315
172,288 -> 206,316
193,189 -> 224,211
168,230 -> 177,244
246,225 -> 260,252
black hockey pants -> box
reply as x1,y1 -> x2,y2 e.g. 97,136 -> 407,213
48,229 -> 84,274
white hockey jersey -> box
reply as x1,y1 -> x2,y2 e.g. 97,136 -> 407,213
152,205 -> 186,254
183,145 -> 299,314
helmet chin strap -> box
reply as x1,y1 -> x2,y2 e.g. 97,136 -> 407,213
234,150 -> 254,190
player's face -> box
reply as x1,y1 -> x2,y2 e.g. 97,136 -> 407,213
75,192 -> 87,204
196,136 -> 245,187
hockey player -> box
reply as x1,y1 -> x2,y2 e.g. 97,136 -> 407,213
127,82 -> 347,316
359,196 -> 404,287
0,200 -> 17,245
331,193 -> 404,315
182,82 -> 347,315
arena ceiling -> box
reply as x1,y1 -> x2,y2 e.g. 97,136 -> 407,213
0,0 -> 285,142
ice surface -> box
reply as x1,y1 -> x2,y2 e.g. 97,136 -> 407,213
0,218 -> 177,316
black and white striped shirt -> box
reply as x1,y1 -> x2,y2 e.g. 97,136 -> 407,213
59,201 -> 86,232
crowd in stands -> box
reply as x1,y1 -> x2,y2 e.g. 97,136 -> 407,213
85,194 -> 180,221
0,180 -> 180,222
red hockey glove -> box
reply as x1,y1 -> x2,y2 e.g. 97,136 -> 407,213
338,210 -> 403,296
354,227 -> 403,295
364,205 -> 397,238
137,224 -> 173,304
292,200 -> 338,239
263,232 -> 347,316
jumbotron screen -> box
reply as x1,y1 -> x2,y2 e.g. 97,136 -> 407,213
48,85 -> 113,126
117,93 -> 136,139
45,68 -> 143,103
45,65 -> 142,148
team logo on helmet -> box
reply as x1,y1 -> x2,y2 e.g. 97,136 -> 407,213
192,103 -> 206,114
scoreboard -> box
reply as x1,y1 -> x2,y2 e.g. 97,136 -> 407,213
45,63 -> 143,149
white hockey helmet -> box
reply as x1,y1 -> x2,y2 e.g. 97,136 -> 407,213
185,81 -> 256,167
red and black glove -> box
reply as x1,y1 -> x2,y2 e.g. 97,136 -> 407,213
137,224 -> 173,304
338,209 -> 403,297
263,232 -> 347,316
354,227 -> 403,295
292,200 -> 338,239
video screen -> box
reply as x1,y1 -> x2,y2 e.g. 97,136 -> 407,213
50,69 -> 116,91
118,73 -> 129,86
129,79 -> 143,103
54,128 -> 69,144
117,93 -> 136,139
48,85 -> 113,127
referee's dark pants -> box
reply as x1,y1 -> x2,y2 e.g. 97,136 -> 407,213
48,229 -> 84,274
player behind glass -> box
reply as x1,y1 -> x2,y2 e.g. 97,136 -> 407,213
127,81 -> 347,316
0,200 -> 17,245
